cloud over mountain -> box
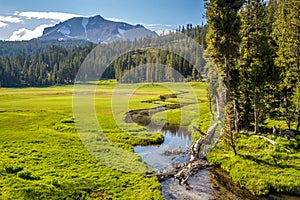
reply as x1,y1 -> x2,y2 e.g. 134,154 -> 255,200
1,11 -> 168,41
14,11 -> 83,21
8,24 -> 53,41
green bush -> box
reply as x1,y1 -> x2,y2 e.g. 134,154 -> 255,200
5,165 -> 23,174
18,171 -> 40,180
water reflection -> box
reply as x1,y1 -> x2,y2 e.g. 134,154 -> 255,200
134,128 -> 253,200
134,128 -> 192,171
161,169 -> 248,200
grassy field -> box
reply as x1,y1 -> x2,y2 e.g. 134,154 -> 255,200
0,81 -> 209,199
207,130 -> 300,196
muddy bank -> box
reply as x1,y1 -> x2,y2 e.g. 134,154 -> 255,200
125,104 -> 181,126
210,168 -> 259,200
211,167 -> 300,200
125,93 -> 183,127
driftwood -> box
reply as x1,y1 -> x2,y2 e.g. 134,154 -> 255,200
148,124 -> 218,187
254,135 -> 291,153
163,146 -> 183,156
254,135 -> 276,145
146,159 -> 210,182
190,126 -> 208,161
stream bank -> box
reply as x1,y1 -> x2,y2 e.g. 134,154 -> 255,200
126,93 -> 252,199
126,93 -> 299,199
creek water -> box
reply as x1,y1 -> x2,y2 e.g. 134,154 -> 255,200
129,98 -> 299,200
134,127 -> 300,200
134,127 -> 248,200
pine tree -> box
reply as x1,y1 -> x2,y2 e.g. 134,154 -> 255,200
272,0 -> 300,129
206,0 -> 243,155
238,0 -> 275,133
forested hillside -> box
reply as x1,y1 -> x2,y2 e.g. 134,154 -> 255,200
205,0 -> 300,195
206,0 -> 299,134
0,25 -> 207,87
0,40 -> 92,57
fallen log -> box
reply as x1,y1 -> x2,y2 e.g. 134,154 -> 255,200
254,135 -> 275,145
190,138 -> 205,161
148,123 -> 219,187
147,159 -> 211,182
253,135 -> 291,153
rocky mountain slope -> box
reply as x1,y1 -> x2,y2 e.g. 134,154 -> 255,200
38,15 -> 157,43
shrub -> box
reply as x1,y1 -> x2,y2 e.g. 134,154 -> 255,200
5,165 -> 23,174
18,171 -> 40,180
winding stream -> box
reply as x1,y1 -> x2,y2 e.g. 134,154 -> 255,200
134,127 -> 249,200
128,94 -> 248,199
129,95 -> 298,200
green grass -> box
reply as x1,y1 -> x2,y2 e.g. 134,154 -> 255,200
149,82 -> 212,142
6,81 -> 299,198
0,81 -> 209,199
207,132 -> 300,196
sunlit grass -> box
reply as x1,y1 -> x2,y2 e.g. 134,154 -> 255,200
0,81 -> 209,199
207,133 -> 300,195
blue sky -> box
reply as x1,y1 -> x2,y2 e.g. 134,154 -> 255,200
0,0 -> 206,40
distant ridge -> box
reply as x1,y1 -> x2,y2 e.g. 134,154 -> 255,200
38,15 -> 158,43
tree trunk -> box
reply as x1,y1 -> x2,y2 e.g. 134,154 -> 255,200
254,91 -> 259,134
224,56 -> 237,156
230,128 -> 237,155
233,99 -> 239,133
209,93 -> 215,121
216,95 -> 220,122
284,96 -> 291,130
224,57 -> 231,103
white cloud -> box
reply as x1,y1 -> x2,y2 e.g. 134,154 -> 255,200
0,15 -> 23,28
153,29 -> 172,36
8,24 -> 52,41
144,24 -> 175,28
145,24 -> 162,27
106,17 -> 123,22
142,24 -> 176,36
14,11 -> 83,22
0,21 -> 8,27
0,15 -> 23,23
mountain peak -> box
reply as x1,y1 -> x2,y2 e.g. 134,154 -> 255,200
89,15 -> 104,21
38,15 -> 157,43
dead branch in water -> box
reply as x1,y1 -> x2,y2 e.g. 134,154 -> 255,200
163,146 -> 183,156
148,124 -> 219,187
146,159 -> 210,181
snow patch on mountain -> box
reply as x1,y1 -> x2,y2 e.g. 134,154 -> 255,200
118,28 -> 125,34
39,15 -> 158,43
57,25 -> 70,35
82,18 -> 88,38
103,27 -> 157,44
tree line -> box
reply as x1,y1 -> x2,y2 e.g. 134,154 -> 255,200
205,0 -> 299,154
0,40 -> 91,57
0,24 -> 208,87
0,44 -> 94,87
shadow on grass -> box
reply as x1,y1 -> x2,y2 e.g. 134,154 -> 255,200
239,154 -> 300,170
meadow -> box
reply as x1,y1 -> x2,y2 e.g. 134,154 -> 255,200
207,127 -> 300,196
0,81 -> 209,199
2,80 -> 299,199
